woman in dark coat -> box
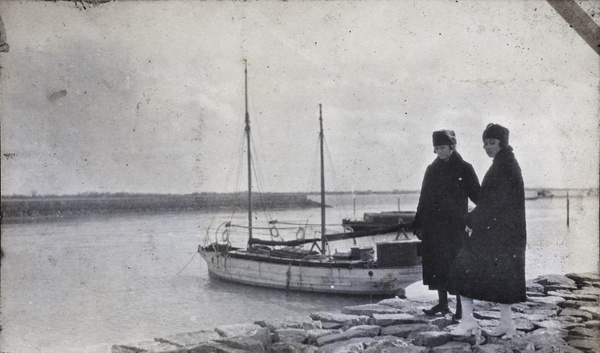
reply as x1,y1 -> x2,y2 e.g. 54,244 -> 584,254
448,123 -> 527,338
413,130 -> 480,318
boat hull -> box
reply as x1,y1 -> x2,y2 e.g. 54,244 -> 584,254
198,246 -> 422,296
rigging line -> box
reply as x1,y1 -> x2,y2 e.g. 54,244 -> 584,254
265,221 -> 343,227
205,128 -> 241,233
322,134 -> 352,217
302,130 -> 321,211
223,125 -> 248,225
229,224 -> 298,230
294,132 -> 320,226
249,133 -> 277,223
248,139 -> 266,220
308,132 -> 322,193
220,131 -> 246,226
240,83 -> 277,228
206,121 -> 247,231
175,251 -> 198,276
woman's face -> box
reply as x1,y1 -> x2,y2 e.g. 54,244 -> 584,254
434,145 -> 453,160
483,138 -> 502,158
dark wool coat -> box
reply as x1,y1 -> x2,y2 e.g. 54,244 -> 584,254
413,151 -> 480,291
447,146 -> 527,304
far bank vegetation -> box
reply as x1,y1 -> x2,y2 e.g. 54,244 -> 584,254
0,192 -> 320,223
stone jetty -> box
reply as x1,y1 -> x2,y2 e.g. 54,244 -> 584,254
112,272 -> 600,353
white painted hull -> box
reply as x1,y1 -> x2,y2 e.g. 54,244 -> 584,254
198,247 -> 422,296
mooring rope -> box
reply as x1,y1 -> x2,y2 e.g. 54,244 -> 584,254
175,251 -> 198,276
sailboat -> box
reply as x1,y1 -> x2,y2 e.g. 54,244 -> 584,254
198,62 -> 422,296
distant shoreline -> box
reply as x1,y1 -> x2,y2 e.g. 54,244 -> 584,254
0,192 -> 322,224
1,188 -> 595,224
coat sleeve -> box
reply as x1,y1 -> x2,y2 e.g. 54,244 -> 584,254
468,159 -> 521,231
412,165 -> 432,230
465,164 -> 481,206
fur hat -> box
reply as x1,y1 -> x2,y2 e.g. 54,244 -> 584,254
432,130 -> 457,146
482,123 -> 509,146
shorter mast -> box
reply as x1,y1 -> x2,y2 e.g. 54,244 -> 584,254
245,60 -> 253,248
319,104 -> 326,253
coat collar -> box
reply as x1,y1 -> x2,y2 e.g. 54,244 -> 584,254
493,146 -> 514,161
432,150 -> 464,166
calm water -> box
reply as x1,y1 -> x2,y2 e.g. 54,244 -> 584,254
1,194 -> 598,353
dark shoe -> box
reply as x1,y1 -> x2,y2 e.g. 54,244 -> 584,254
422,304 -> 450,316
453,307 -> 462,321
452,311 -> 462,321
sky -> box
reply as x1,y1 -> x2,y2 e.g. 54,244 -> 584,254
0,0 -> 598,195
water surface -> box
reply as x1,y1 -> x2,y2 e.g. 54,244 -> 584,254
1,194 -> 597,352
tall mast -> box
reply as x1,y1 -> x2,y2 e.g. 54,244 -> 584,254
245,60 -> 253,247
319,104 -> 326,253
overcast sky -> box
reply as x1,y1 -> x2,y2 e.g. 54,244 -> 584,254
1,0 -> 598,196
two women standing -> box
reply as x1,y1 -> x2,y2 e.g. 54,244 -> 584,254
414,124 -> 527,339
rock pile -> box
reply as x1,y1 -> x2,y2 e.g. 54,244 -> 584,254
112,272 -> 600,353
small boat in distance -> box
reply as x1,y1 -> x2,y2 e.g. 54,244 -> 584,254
198,61 -> 422,296
343,211 -> 416,233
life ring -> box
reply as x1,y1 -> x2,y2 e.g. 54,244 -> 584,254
269,226 -> 280,238
221,228 -> 230,243
296,227 -> 305,240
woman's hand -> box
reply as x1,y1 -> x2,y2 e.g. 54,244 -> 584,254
414,228 -> 423,240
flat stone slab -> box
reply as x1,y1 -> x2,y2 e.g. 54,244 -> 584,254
526,280 -> 546,294
269,341 -> 320,353
560,308 -> 594,321
411,331 -> 452,348
585,320 -> 600,328
321,321 -> 343,329
533,274 -> 578,291
569,326 -> 600,339
254,316 -> 321,330
566,272 -> 600,284
318,336 -> 375,353
310,311 -> 372,328
156,330 -> 220,347
366,346 -> 428,353
563,300 -> 591,309
532,320 -> 569,330
547,290 -> 598,302
373,313 -> 426,326
527,295 -> 566,307
505,330 -> 569,352
516,312 -> 549,322
568,338 -> 600,352
273,328 -> 309,344
557,317 -> 586,330
473,310 -> 501,320
345,324 -> 382,337
111,340 -> 187,353
472,343 -> 511,353
363,335 -> 412,352
305,328 -> 341,346
580,305 -> 600,320
214,323 -> 264,338
430,340 -> 472,353
316,327 -> 371,346
380,323 -> 434,338
341,304 -> 403,316
210,336 -> 267,353
577,286 -> 600,296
